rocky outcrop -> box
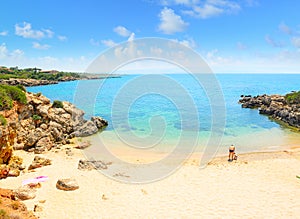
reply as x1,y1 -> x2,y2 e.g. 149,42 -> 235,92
0,188 -> 38,219
5,92 -> 108,153
239,94 -> 300,129
0,78 -> 58,86
0,90 -> 108,179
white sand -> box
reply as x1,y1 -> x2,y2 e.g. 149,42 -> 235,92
1,146 -> 300,219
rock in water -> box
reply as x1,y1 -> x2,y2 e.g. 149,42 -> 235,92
56,178 -> 79,191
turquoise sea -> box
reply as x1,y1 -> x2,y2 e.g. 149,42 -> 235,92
27,74 -> 300,157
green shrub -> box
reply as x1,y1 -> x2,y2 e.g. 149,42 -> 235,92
285,91 -> 300,104
32,114 -> 42,121
16,84 -> 26,92
52,100 -> 63,108
0,85 -> 27,111
0,115 -> 7,126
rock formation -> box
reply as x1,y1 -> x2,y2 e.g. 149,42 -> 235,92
239,94 -> 300,129
0,90 -> 108,179
7,92 -> 108,153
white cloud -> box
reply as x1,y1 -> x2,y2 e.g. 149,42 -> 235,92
158,7 -> 189,34
182,0 -> 241,19
265,35 -> 284,48
11,49 -> 24,57
101,39 -> 117,47
127,33 -> 135,42
15,22 -> 54,39
0,43 -> 8,59
291,37 -> 300,48
43,29 -> 54,38
33,42 -> 51,50
171,37 -> 196,48
0,43 -> 24,60
279,22 -> 293,35
114,26 -> 131,37
58,35 -> 67,41
0,31 -> 8,36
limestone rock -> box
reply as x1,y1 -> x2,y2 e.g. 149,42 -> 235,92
239,94 -> 300,129
28,156 -> 51,170
91,116 -> 108,129
72,120 -> 98,137
14,185 -> 36,200
56,178 -> 79,191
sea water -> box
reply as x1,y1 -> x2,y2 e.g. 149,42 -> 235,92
27,74 -> 300,156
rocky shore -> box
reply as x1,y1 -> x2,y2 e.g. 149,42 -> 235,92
239,94 -> 300,129
0,78 -> 58,86
0,91 -> 108,179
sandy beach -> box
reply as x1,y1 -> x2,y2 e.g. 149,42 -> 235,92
1,143 -> 300,219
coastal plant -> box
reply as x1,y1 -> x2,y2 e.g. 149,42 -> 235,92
285,91 -> 300,104
16,85 -> 26,92
36,92 -> 42,97
32,114 -> 42,121
0,85 -> 27,110
52,100 -> 63,108
0,115 -> 7,126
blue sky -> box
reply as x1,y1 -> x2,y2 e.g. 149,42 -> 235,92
0,0 -> 300,73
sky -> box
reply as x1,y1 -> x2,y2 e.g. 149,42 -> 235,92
0,0 -> 300,73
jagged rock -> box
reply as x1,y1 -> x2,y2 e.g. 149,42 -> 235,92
28,156 -> 51,170
239,94 -> 300,129
91,116 -> 108,129
72,120 -> 98,137
1,91 -> 108,160
56,178 -> 79,191
35,136 -> 53,154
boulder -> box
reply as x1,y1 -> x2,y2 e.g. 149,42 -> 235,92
14,185 -> 36,200
28,156 -> 51,170
56,178 -> 79,191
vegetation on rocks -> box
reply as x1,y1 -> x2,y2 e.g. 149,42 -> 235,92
285,91 -> 300,104
0,115 -> 6,126
52,100 -> 64,108
0,85 -> 27,110
0,66 -> 81,81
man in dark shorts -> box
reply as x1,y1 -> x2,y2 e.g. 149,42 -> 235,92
228,144 -> 235,162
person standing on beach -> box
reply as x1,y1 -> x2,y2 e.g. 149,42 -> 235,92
228,144 -> 235,162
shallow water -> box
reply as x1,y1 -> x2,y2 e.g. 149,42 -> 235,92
27,74 -> 300,158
